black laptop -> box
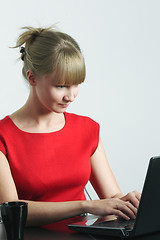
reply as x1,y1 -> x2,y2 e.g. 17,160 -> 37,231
68,156 -> 160,238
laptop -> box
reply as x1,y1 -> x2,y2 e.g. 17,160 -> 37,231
68,156 -> 160,238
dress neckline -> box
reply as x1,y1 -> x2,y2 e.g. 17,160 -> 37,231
7,112 -> 67,135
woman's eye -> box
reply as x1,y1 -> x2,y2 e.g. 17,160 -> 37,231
55,85 -> 64,89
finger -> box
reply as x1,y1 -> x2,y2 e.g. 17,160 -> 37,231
135,191 -> 141,201
129,197 -> 139,209
117,203 -> 137,219
126,201 -> 137,217
118,199 -> 137,217
121,191 -> 141,208
130,191 -> 141,205
112,209 -> 130,221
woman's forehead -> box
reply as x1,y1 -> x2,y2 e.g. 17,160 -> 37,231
42,70 -> 84,86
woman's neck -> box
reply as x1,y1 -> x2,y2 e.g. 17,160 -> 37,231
9,92 -> 65,133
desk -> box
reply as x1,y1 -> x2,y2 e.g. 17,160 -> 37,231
25,227 -> 91,240
24,227 -> 160,240
1,218 -> 160,240
0,222 -> 92,240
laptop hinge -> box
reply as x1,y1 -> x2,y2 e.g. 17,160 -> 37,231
121,229 -> 133,238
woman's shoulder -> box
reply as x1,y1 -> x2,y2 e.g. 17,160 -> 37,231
65,112 -> 99,127
0,116 -> 12,137
0,116 -> 10,127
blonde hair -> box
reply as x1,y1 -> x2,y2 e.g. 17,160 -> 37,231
14,26 -> 86,85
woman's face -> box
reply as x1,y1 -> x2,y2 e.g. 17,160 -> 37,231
29,71 -> 79,113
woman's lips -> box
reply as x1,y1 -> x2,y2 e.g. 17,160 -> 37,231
58,103 -> 69,108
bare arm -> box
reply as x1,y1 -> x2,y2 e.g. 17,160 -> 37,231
0,151 -> 19,203
90,138 -> 122,199
90,138 -> 141,207
26,196 -> 136,226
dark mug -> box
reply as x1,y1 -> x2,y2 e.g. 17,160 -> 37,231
1,201 -> 28,240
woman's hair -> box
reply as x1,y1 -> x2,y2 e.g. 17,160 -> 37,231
14,26 -> 86,85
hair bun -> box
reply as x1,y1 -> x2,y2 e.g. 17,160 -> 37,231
20,46 -> 26,61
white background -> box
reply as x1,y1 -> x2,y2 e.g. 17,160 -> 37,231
0,0 -> 160,199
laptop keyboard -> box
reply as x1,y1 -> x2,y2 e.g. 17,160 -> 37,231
95,218 -> 135,230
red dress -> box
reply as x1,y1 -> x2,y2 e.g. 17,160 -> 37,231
0,112 -> 99,231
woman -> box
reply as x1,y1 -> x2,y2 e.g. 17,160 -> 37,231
0,26 -> 140,230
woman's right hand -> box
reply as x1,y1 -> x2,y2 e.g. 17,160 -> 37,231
85,198 -> 137,220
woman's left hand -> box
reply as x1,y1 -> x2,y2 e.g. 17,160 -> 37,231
120,191 -> 141,209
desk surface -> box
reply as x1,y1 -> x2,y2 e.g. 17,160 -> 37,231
24,227 -> 160,240
0,222 -> 91,240
25,227 -> 92,240
1,217 -> 160,240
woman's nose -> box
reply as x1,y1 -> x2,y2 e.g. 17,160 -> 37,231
63,90 -> 75,102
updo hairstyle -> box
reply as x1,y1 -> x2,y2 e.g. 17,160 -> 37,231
14,26 -> 86,85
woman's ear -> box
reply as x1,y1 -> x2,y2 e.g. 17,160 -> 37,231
27,70 -> 37,86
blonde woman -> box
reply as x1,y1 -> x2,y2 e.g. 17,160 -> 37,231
0,26 -> 140,231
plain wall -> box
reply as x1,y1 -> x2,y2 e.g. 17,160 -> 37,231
0,0 -> 160,199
